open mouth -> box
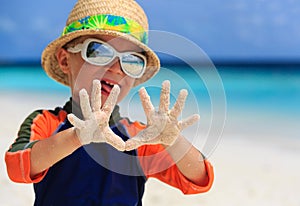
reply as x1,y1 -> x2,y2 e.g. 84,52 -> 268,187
100,80 -> 119,95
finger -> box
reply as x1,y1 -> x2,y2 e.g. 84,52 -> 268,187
125,138 -> 143,151
79,89 -> 92,120
104,129 -> 125,151
169,89 -> 188,119
159,80 -> 170,113
67,114 -> 85,129
178,114 -> 200,131
102,84 -> 120,114
91,79 -> 101,112
139,87 -> 155,117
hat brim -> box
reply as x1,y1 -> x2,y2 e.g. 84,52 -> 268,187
41,29 -> 160,87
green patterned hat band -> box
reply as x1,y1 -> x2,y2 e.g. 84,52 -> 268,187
62,14 -> 148,44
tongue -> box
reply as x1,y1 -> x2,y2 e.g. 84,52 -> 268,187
101,81 -> 113,95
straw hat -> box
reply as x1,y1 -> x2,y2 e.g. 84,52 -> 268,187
41,0 -> 160,87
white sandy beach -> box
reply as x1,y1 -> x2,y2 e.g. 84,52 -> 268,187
1,91 -> 299,206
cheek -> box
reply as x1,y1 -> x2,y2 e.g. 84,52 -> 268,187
117,78 -> 135,103
117,88 -> 130,103
71,64 -> 104,95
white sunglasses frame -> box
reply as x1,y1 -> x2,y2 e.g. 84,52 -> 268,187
67,38 -> 147,78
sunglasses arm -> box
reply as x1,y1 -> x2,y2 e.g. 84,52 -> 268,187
67,43 -> 83,53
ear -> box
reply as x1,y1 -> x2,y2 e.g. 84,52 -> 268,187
56,48 -> 70,74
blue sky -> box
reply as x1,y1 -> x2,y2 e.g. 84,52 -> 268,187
1,0 -> 300,62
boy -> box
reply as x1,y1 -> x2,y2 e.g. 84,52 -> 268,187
5,0 -> 214,205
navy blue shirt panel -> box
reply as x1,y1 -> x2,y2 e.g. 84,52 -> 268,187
33,120 -> 146,206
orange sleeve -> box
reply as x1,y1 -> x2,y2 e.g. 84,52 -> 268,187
137,144 -> 214,194
4,110 -> 66,183
5,148 -> 47,183
121,119 -> 214,194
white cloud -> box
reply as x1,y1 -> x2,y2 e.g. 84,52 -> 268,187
29,16 -> 64,40
31,18 -> 49,31
0,16 -> 17,32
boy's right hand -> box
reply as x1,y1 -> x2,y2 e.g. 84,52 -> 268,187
67,80 -> 125,151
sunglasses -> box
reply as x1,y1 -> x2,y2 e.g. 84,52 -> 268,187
67,38 -> 147,78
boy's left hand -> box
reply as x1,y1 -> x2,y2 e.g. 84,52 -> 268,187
125,80 -> 200,151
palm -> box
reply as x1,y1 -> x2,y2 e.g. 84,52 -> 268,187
68,80 -> 125,151
125,80 -> 200,151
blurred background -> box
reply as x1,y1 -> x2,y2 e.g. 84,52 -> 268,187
1,0 -> 300,63
0,0 -> 300,205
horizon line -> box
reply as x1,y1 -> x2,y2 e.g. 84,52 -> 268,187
1,58 -> 300,68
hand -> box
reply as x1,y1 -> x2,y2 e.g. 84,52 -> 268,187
68,80 -> 125,151
125,80 -> 200,151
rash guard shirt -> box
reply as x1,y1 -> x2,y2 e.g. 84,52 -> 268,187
5,99 -> 214,205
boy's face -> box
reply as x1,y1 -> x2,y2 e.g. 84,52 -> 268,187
57,35 -> 144,105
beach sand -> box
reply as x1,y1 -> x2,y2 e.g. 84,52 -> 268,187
1,91 -> 299,206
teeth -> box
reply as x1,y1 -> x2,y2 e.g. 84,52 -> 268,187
105,81 -> 115,86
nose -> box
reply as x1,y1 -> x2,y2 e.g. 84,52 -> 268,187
107,57 -> 124,76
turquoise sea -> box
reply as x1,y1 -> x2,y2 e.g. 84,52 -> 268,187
1,65 -> 299,110
0,65 -> 299,141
